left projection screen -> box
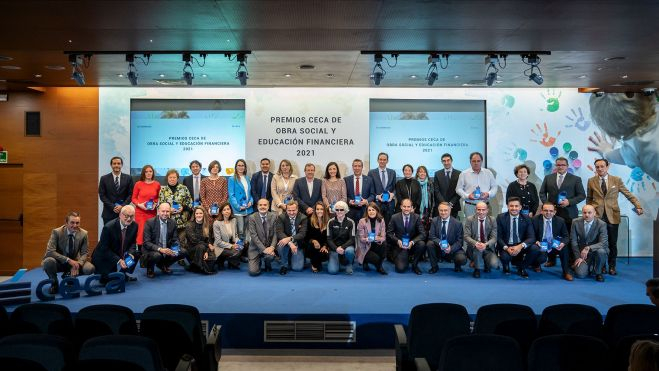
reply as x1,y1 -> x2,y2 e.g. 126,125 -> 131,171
130,99 -> 246,177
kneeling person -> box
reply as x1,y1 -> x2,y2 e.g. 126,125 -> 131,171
247,198 -> 278,276
387,198 -> 427,274
327,201 -> 356,274
428,202 -> 466,274
143,202 -> 187,278
91,205 -> 138,283
571,204 -> 608,282
274,201 -> 307,275
497,197 -> 537,278
532,202 -> 571,280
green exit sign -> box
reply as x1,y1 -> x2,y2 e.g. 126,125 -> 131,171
0,151 -> 7,163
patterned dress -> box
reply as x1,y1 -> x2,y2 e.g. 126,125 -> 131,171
322,178 -> 347,210
158,183 -> 193,230
200,176 -> 228,215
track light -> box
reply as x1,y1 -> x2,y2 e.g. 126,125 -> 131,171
69,54 -> 86,86
425,53 -> 448,86
594,91 -> 605,97
235,53 -> 248,86
641,88 -> 656,96
126,54 -> 138,86
529,72 -> 544,85
484,55 -> 499,87
522,54 -> 544,85
182,53 -> 194,85
371,54 -> 386,86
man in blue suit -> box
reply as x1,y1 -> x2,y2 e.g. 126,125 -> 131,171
250,158 -> 274,209
497,197 -> 537,278
387,198 -> 427,274
98,156 -> 134,225
142,202 -> 185,278
427,202 -> 466,274
345,159 -> 374,222
368,152 -> 397,225
292,163 -> 323,216
531,202 -> 572,281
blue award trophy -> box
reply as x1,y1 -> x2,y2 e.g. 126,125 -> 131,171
368,231 -> 375,242
402,234 -> 410,249
146,198 -> 154,210
210,203 -> 219,216
171,242 -> 180,256
382,192 -> 390,202
172,200 -> 180,211
283,194 -> 293,205
124,253 -> 135,268
473,186 -> 481,200
557,191 -> 567,205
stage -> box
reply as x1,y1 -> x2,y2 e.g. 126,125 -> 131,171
5,258 -> 653,348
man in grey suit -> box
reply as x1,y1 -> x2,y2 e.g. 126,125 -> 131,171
274,200 -> 307,275
247,198 -> 278,276
292,163 -> 323,216
571,204 -> 608,282
539,156 -> 586,266
142,202 -> 185,278
464,202 -> 499,278
433,153 -> 461,218
42,211 -> 95,294
182,160 -> 206,204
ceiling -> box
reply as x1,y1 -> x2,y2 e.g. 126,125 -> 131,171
1,0 -> 658,91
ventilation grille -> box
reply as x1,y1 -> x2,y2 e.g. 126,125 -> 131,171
135,320 -> 209,337
264,321 -> 356,343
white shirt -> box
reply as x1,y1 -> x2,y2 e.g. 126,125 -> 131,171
306,178 -> 315,197
456,167 -> 497,201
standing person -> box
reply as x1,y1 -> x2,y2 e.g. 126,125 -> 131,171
250,158 -> 274,210
539,156 -> 586,267
345,159 -> 375,223
274,201 -> 307,275
99,156 -> 134,225
456,152 -> 497,218
142,202 -> 186,278
433,153 -> 461,218
586,158 -> 643,275
496,197 -> 537,278
321,161 -> 347,213
394,164 -> 421,212
356,202 -> 388,274
506,164 -> 540,217
427,202 -> 466,274
271,159 -> 297,215
228,159 -> 254,242
305,202 -> 330,273
42,211 -> 95,294
132,164 -> 161,247
292,163 -> 323,217
182,160 -> 206,206
247,198 -> 278,276
327,201 -> 355,275
91,205 -> 139,282
199,160 -> 228,220
368,152 -> 397,225
571,205 -> 608,282
464,202 -> 499,278
415,165 -> 434,230
184,206 -> 216,275
158,169 -> 193,242
387,198 -> 427,274
212,202 -> 243,270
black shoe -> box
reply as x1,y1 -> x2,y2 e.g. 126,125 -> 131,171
454,266 -> 463,273
595,274 -> 605,282
473,269 -> 481,278
264,265 -> 273,272
609,267 -> 617,276
519,269 -> 529,278
48,284 -> 59,295
377,267 -> 388,275
362,263 -> 371,272
484,267 -> 491,273
240,256 -> 249,263
412,266 -> 422,275
428,266 -> 439,274
124,274 -> 137,282
61,272 -> 71,279
279,267 -> 288,275
503,266 -> 511,275
146,269 -> 156,278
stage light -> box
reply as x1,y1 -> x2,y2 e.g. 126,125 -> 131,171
486,72 -> 497,87
594,91 -> 605,97
371,54 -> 385,86
484,54 -> 501,87
641,88 -> 656,96
69,54 -> 86,86
522,54 -> 544,85
529,72 -> 543,85
182,53 -> 194,85
427,70 -> 438,86
126,54 -> 138,86
235,53 -> 248,86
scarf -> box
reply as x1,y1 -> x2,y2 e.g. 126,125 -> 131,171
418,178 -> 429,215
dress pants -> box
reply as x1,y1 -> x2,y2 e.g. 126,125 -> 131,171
574,249 -> 608,278
216,248 -> 241,269
548,209 -> 573,263
144,249 -> 188,270
305,243 -> 329,271
42,258 -> 95,281
500,245 -> 541,271
467,246 -> 500,270
363,243 -> 385,269
534,245 -> 571,274
391,241 -> 426,273
427,241 -> 467,269
605,222 -> 619,268
248,252 -> 275,276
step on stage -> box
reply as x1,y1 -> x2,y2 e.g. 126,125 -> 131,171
7,258 -> 652,349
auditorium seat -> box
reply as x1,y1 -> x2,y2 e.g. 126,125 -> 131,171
0,333 -> 75,371
75,335 -> 166,371
603,304 -> 659,346
473,303 -> 537,355
0,305 -> 9,338
140,304 -> 221,371
74,304 -> 138,347
415,334 -> 523,371
527,334 -> 610,371
394,303 -> 471,371
538,304 -> 603,338
612,333 -> 659,371
9,303 -> 74,340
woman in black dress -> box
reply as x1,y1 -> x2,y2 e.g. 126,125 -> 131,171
184,206 -> 216,274
505,164 -> 540,217
305,201 -> 330,273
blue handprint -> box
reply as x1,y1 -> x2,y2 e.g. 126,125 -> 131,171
565,107 -> 591,131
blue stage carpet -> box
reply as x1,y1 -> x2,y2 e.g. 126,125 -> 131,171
6,258 -> 654,348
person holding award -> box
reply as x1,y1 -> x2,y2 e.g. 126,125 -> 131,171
531,202 -> 571,280
292,163 -> 323,217
91,205 -> 139,282
200,160 -> 228,221
427,202 -> 466,274
321,162 -> 347,215
143,202 -> 185,278
184,206 -> 216,275
182,160 -> 206,207
356,202 -> 387,274
387,198 -> 427,274
394,164 -> 421,212
304,202 -> 330,273
368,152 -> 396,225
98,156 -> 134,225
271,159 -> 297,214
228,159 -> 254,242
158,169 -> 193,242
132,164 -> 161,246
456,152 -> 497,218
345,159 -> 374,223
212,202 -> 243,270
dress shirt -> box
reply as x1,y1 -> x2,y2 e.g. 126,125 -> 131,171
307,178 -> 314,197
456,168 -> 497,201
159,219 -> 168,247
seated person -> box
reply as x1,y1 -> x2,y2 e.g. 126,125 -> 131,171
464,202 -> 499,278
571,204 -> 608,282
497,197 -> 538,278
327,201 -> 356,275
386,198 -> 427,274
356,202 -> 388,274
305,201 -> 330,273
247,198 -> 279,276
274,200 -> 307,275
184,206 -> 216,274
91,205 -> 138,283
143,202 -> 187,278
531,202 -> 571,281
42,211 -> 95,294
212,202 -> 242,270
427,202 -> 466,274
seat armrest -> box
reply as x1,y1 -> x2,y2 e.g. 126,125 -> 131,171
414,357 -> 431,371
205,324 -> 222,368
174,354 -> 196,371
394,324 -> 409,371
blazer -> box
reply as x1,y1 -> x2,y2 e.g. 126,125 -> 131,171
344,174 -> 375,204
539,172 -> 586,219
250,171 -> 274,204
428,216 -> 464,253
292,177 -> 323,212
532,214 -> 569,245
356,217 -> 386,264
275,212 -> 308,245
44,225 -> 89,264
433,168 -> 462,212
570,217 -> 608,257
368,167 -> 397,196
394,178 -> 422,212
495,212 -> 535,250
182,174 -> 207,201
212,218 -> 239,256
463,215 -> 497,250
586,175 -> 641,225
143,216 -> 180,253
387,212 -> 426,244
92,218 -> 138,275
247,212 -> 278,257
98,172 -> 134,221
228,175 -> 254,215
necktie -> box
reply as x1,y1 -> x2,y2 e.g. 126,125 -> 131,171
261,174 -> 267,198
441,220 -> 447,239
381,170 -> 386,189
290,218 -> 296,236
512,217 -> 519,244
262,216 -> 267,230
114,176 -> 120,192
120,227 -> 126,255
355,177 -> 360,196
479,219 -> 486,243
194,176 -> 200,200
404,216 -> 409,231
557,174 -> 564,188
585,222 -> 591,236
67,234 -> 74,258
601,178 -> 607,196
160,221 -> 167,247
444,171 -> 450,189
545,220 -> 552,241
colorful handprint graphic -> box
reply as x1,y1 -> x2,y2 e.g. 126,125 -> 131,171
531,123 -> 561,147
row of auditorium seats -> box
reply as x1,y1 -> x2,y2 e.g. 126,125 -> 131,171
395,303 -> 659,371
0,303 -> 221,371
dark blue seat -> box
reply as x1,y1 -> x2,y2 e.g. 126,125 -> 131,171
9,303 -> 74,340
74,304 -> 137,347
0,333 -> 75,371
436,334 -> 523,371
474,303 -> 537,356
528,334 -> 610,371
538,304 -> 603,338
77,335 -> 164,371
603,304 -> 659,346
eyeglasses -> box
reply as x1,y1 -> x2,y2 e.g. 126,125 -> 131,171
334,209 -> 345,212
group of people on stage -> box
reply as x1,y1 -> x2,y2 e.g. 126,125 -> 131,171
41,151 -> 645,291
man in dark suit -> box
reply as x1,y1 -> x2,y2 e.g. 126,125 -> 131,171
142,202 -> 185,278
497,197 -> 537,278
91,205 -> 138,282
571,205 -> 608,282
433,153 -> 461,218
464,202 -> 499,278
539,156 -> 586,266
292,163 -> 323,216
387,198 -> 427,274
250,158 -> 274,209
247,198 -> 279,276
98,156 -> 134,225
274,201 -> 307,275
182,160 -> 206,204
42,211 -> 95,293
531,202 -> 572,280
427,202 -> 465,274
368,152 -> 397,225
345,159 -> 375,222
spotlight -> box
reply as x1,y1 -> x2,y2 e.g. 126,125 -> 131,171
427,71 -> 438,86
182,53 -> 194,85
486,72 -> 497,87
235,53 -> 248,86
484,54 -> 500,87
594,91 -> 605,97
69,54 -> 85,86
371,54 -> 385,86
126,54 -> 138,86
523,54 -> 544,85
529,72 -> 544,85
641,88 -> 656,96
